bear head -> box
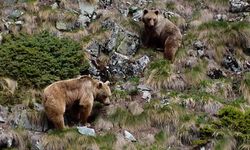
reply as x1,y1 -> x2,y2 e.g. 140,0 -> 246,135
142,9 -> 159,28
94,80 -> 112,105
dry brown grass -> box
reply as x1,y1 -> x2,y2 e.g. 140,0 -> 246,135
42,130 -> 95,150
20,14 -> 38,34
196,21 -> 250,62
0,78 -> 18,94
38,9 -> 77,24
240,73 -> 250,104
17,2 -> 40,14
63,30 -> 89,41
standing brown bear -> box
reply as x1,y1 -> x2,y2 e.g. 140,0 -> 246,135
42,75 -> 111,129
142,9 -> 182,62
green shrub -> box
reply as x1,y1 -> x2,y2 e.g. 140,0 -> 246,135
0,31 -> 89,89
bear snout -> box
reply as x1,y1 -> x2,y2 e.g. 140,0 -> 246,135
103,99 -> 110,105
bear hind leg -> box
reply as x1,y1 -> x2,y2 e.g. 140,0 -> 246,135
164,36 -> 179,63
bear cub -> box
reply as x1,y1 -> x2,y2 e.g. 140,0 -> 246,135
142,9 -> 182,62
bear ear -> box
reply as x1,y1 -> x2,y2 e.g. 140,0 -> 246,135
105,81 -> 110,85
143,9 -> 148,15
97,82 -> 103,89
154,10 -> 159,15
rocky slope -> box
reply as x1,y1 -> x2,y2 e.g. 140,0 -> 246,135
0,0 -> 250,149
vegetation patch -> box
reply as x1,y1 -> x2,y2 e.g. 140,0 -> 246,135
198,106 -> 250,148
0,31 -> 89,89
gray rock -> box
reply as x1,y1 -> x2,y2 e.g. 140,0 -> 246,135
51,2 -> 58,10
131,55 -> 150,75
214,14 -> 228,21
3,0 -> 17,6
116,33 -> 140,56
0,105 -> 8,122
0,34 -> 3,45
86,41 -> 100,58
30,134 -> 44,150
79,0 -> 95,15
193,40 -> 206,57
34,103 -> 44,112
77,126 -> 96,136
109,52 -> 130,79
0,131 -> 13,148
132,10 -> 143,21
193,40 -> 205,51
161,98 -> 170,106
78,0 -> 97,26
88,61 -> 100,77
229,0 -> 250,13
185,57 -> 198,68
222,55 -> 242,73
8,10 -> 24,20
142,91 -> 151,102
99,0 -> 112,8
56,21 -> 72,31
9,105 -> 48,132
15,20 -> 23,25
78,14 -> 91,27
124,130 -> 136,142
0,116 -> 5,123
128,101 -> 144,115
137,84 -> 151,91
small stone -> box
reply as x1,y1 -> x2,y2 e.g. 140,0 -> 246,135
77,126 -> 96,136
124,130 -> 136,142
0,34 -> 2,45
51,3 -> 58,10
9,10 -> 24,19
15,21 -> 23,25
137,84 -> 151,91
193,40 -> 205,50
215,14 -> 228,21
56,21 -> 68,31
0,116 -> 5,123
34,103 -> 44,111
142,91 -> 151,102
128,102 -> 144,115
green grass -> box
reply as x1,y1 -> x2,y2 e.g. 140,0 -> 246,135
147,59 -> 172,81
165,1 -> 176,10
198,21 -> 250,31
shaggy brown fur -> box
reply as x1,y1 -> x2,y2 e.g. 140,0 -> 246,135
142,9 -> 182,62
43,75 -> 111,129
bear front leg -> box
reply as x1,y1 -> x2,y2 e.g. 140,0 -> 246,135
50,115 -> 65,129
80,103 -> 93,126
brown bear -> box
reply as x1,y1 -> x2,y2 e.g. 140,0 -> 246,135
142,9 -> 182,62
42,75 -> 111,129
